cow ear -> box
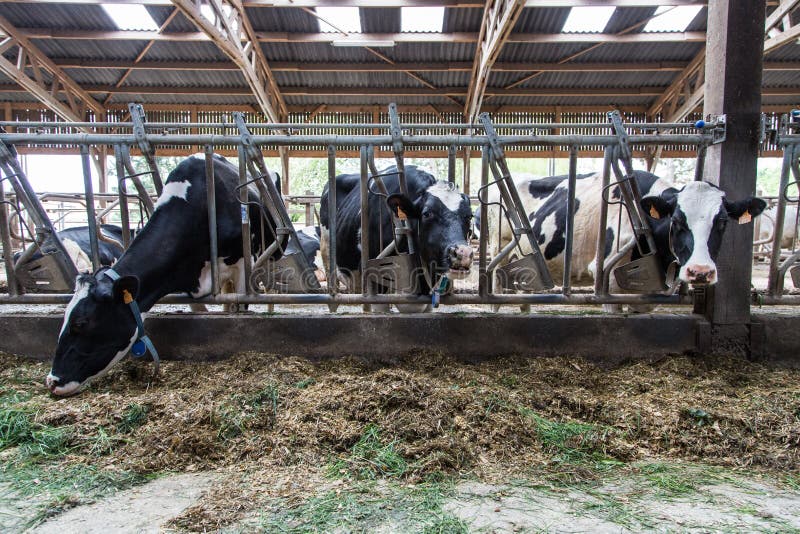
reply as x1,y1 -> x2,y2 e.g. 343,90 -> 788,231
641,196 -> 675,220
724,197 -> 767,224
112,275 -> 140,304
387,194 -> 421,220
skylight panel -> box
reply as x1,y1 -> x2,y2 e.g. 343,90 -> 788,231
101,4 -> 158,31
561,7 -> 616,33
316,7 -> 361,34
401,7 -> 445,33
643,6 -> 703,33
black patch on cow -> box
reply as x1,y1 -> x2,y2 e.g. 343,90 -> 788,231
529,188 -> 581,260
528,173 -> 594,199
604,228 -> 614,259
611,170 -> 664,200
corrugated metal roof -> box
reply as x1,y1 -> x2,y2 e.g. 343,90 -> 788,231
284,95 -> 456,107
145,41 -> 231,62
572,42 -> 704,62
261,43 -> 376,63
488,95 -> 654,107
64,68 -> 125,86
498,43 -> 591,63
105,93 -> 256,106
246,7 -> 320,33
764,43 -> 800,62
157,11 -> 197,33
763,71 -> 800,87
274,71 -> 427,88
510,70 -> 677,89
512,8 -> 571,33
123,69 -> 246,88
31,39 -> 143,61
389,43 -> 477,63
604,7 -> 656,34
0,3 -> 116,30
443,7 -> 482,32
360,8 -> 401,33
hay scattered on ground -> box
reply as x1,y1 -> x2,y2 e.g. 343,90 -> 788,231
1,351 -> 799,529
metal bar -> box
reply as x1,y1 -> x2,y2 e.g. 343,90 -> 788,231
0,120 -> 726,131
768,144 -> 794,295
478,145 -> 490,298
693,143 -> 707,181
113,145 -> 131,248
80,144 -> 100,270
0,176 -> 18,295
327,145 -> 337,297
119,144 -> 156,216
562,145 -> 578,294
0,132 -> 718,147
360,145 -> 370,312
237,144 -> 253,295
447,144 -> 456,184
0,292 -> 690,306
594,147 -> 613,296
205,145 -> 219,296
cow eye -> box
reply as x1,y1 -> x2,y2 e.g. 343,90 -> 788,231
422,210 -> 434,220
71,317 -> 89,333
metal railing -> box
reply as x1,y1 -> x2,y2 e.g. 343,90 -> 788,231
0,105 -> 734,309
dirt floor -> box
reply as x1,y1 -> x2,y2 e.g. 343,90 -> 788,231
0,351 -> 799,532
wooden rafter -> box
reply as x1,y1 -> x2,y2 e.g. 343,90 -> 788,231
15,28 -> 708,44
465,0 -> 526,122
170,0 -> 286,122
0,14 -> 103,122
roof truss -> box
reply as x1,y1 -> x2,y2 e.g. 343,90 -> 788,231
0,14 -> 103,122
465,0 -> 526,121
170,0 -> 286,121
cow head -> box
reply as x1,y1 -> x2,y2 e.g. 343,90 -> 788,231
387,181 -> 474,281
46,270 -> 140,396
642,181 -> 766,285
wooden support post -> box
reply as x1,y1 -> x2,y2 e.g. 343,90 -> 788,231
279,146 -> 290,196
701,0 -> 766,337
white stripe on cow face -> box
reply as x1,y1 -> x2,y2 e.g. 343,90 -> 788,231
426,181 -> 463,212
59,278 -> 90,338
676,181 -> 725,283
154,180 -> 191,210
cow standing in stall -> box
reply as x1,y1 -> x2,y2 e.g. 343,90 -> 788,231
320,165 -> 473,310
486,170 -> 766,310
46,154 -> 279,396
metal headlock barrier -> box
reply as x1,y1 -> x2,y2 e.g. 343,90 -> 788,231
761,110 -> 800,305
0,104 -> 737,309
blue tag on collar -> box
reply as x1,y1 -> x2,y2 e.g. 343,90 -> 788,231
131,340 -> 147,357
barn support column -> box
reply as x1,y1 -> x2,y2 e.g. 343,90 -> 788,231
701,0 -> 766,353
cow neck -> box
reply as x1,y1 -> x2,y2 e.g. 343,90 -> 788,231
107,218 -> 197,312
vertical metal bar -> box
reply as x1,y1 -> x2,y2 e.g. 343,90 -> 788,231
594,147 -> 613,296
205,145 -> 219,296
327,145 -> 337,297
0,177 -> 18,295
447,144 -> 456,185
694,144 -> 707,182
360,145 -> 370,312
80,144 -> 100,270
562,145 -> 578,294
478,146 -> 490,298
238,144 -> 253,295
114,145 -> 131,249
768,144 -> 794,296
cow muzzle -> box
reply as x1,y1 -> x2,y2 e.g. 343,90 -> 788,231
682,264 -> 717,285
447,244 -> 473,277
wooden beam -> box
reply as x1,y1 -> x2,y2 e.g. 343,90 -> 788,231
0,14 -> 103,122
50,57 -> 800,73
465,0 -> 526,121
17,28 -> 708,44
1,84 -> 797,97
169,0 -> 286,122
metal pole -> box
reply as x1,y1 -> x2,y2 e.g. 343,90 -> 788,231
768,144 -> 794,296
594,147 -> 613,296
0,177 -> 18,295
80,144 -> 101,270
562,145 -> 578,294
360,145 -> 370,312
114,144 -> 132,249
447,144 -> 456,185
205,145 -> 220,296
327,145 -> 338,297
478,146 -> 490,298
237,144 -> 253,295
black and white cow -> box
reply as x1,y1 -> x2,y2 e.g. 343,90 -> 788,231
487,170 -> 765,295
46,154 -> 276,396
319,165 -> 473,302
14,224 -> 131,273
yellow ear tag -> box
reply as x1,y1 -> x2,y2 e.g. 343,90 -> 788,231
122,289 -> 134,304
397,207 -> 407,221
738,210 -> 752,225
649,205 -> 660,219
